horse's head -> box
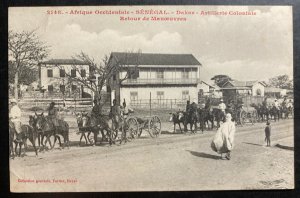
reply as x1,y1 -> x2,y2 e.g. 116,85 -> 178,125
169,113 -> 175,122
81,113 -> 90,127
178,112 -> 184,120
29,115 -> 37,128
35,112 -> 45,131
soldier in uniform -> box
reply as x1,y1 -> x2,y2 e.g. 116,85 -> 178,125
9,99 -> 22,142
111,99 -> 121,131
91,99 -> 102,118
48,102 -> 60,130
186,100 -> 191,113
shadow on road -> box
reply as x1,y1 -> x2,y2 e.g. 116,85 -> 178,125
275,144 -> 294,151
243,142 -> 263,147
161,130 -> 184,135
186,150 -> 221,160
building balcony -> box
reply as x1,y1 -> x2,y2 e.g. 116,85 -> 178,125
121,78 -> 199,85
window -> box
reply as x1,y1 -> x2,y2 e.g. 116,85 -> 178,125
71,69 -> 76,77
59,69 -> 65,77
60,85 -> 65,92
71,85 -> 77,91
47,69 -> 53,77
157,69 -> 164,79
182,90 -> 189,100
157,91 -> 164,100
48,85 -> 53,92
128,68 -> 139,79
130,92 -> 138,101
182,70 -> 189,79
81,69 -> 86,77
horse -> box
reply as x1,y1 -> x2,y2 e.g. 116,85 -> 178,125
260,105 -> 270,121
197,108 -> 214,132
280,105 -> 289,119
169,112 -> 185,133
35,112 -> 69,150
212,108 -> 225,129
183,110 -> 198,133
9,120 -> 38,158
76,113 -> 115,146
268,106 -> 280,122
250,103 -> 264,122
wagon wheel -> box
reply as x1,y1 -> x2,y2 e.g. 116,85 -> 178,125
127,117 -> 139,139
148,116 -> 161,138
239,110 -> 247,126
110,122 -> 118,141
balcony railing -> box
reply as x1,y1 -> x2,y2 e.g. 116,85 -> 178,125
122,78 -> 199,85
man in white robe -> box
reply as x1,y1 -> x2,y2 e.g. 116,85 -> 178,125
211,113 -> 236,160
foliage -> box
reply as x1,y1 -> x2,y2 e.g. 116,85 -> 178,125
268,74 -> 293,89
8,61 -> 38,85
8,30 -> 49,99
58,51 -> 141,100
211,75 -> 233,87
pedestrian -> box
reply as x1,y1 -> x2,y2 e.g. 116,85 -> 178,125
265,121 -> 271,147
211,113 -> 236,160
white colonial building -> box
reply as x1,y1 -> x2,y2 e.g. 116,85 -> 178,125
38,59 -> 91,98
107,52 -> 202,107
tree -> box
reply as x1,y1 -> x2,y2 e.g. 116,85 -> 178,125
8,61 -> 38,85
268,74 -> 293,89
211,75 -> 233,87
8,30 -> 49,100
58,51 -> 141,101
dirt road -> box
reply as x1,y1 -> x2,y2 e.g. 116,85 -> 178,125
10,119 -> 294,192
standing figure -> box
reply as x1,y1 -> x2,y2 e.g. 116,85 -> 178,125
9,99 -> 22,142
48,102 -> 59,131
265,121 -> 271,147
186,100 -> 191,113
91,99 -> 102,118
211,113 -> 236,160
111,99 -> 121,132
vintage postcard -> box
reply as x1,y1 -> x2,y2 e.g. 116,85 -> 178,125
8,6 -> 294,192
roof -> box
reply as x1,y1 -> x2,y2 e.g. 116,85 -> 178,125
222,80 -> 265,88
40,59 -> 89,65
110,52 -> 202,66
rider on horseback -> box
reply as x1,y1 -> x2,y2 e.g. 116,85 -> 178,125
204,98 -> 211,111
218,99 -> 226,113
91,98 -> 102,118
274,99 -> 280,110
9,99 -> 22,142
48,102 -> 60,131
111,99 -> 121,132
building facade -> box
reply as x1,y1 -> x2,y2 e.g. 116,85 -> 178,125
38,59 -> 91,98
107,52 -> 201,107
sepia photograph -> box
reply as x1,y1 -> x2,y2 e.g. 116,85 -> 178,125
8,5 -> 294,192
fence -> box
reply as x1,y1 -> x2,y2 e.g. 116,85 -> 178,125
130,99 -> 187,110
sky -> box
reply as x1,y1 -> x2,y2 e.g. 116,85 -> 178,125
9,6 -> 293,83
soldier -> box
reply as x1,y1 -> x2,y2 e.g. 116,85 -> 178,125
48,102 -> 59,130
218,99 -> 226,113
91,99 -> 102,118
186,100 -> 191,113
204,98 -> 211,111
111,99 -> 121,131
9,99 -> 22,142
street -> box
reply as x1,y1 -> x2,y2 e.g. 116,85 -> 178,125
10,119 -> 294,192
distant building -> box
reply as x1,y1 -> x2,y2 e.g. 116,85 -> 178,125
38,59 -> 91,98
107,52 -> 201,107
264,87 -> 287,98
197,81 -> 222,98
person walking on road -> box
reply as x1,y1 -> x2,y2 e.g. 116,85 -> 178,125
265,121 -> 271,147
211,113 -> 236,160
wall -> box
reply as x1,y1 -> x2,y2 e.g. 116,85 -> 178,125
120,86 -> 198,107
252,83 -> 265,96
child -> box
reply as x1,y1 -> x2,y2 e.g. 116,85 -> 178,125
265,121 -> 271,147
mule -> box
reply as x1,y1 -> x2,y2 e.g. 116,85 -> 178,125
269,106 -> 280,122
169,112 -> 185,133
9,120 -> 38,158
183,111 -> 198,133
